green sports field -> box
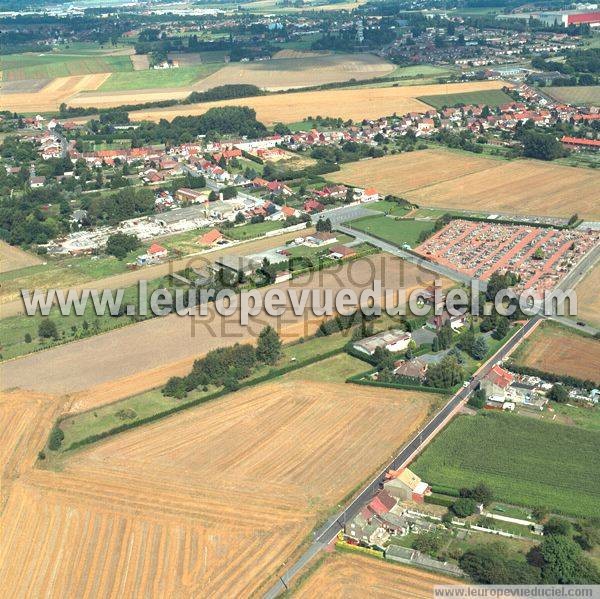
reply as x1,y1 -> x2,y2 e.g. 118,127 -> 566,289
418,89 -> 513,109
411,412 -> 600,518
0,53 -> 133,81
348,215 -> 435,248
98,64 -> 223,91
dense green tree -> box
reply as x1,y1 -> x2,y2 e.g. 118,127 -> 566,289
38,319 -> 58,340
471,335 -> 488,360
105,233 -> 140,259
548,384 -> 569,403
537,535 -> 600,584
256,325 -> 282,365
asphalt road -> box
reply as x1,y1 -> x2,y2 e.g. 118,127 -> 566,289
334,224 -> 482,289
263,315 -> 540,598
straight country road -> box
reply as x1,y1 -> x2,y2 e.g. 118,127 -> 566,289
263,314 -> 541,598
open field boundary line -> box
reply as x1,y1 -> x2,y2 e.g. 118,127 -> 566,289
53,346 -> 347,453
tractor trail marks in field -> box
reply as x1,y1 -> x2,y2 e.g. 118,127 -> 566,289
120,81 -> 508,124
511,321 -> 600,383
0,380 -> 433,597
294,552 -> 459,598
329,148 -> 600,220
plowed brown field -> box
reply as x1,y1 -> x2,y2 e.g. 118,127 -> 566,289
513,322 -> 600,383
0,380 -> 433,597
294,552 -> 459,598
328,149 -> 600,219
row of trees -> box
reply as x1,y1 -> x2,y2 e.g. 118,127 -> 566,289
163,326 -> 282,399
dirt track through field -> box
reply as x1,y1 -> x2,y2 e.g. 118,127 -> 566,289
0,256 -> 445,396
0,380 -> 432,597
294,552 -> 459,597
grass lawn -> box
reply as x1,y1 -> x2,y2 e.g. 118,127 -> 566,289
348,215 -> 435,248
99,64 -> 222,91
285,234 -> 353,260
286,353 -> 367,382
366,200 -> 412,216
417,89 -> 513,109
225,220 -> 284,240
411,411 -> 600,518
1,53 -> 132,81
389,64 -> 455,79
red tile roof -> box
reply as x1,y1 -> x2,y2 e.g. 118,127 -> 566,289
486,365 -> 514,389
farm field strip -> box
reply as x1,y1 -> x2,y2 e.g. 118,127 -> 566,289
294,552 -> 459,598
328,148 -> 600,220
411,412 -> 600,518
573,260 -> 600,328
0,376 -> 433,597
0,73 -> 111,113
122,81 -> 508,124
0,240 -> 43,273
0,256 -> 444,396
543,85 -> 600,106
510,321 -> 600,383
418,88 -> 513,109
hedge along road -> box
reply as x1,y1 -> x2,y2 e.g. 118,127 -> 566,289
0,255 -> 446,396
0,228 -> 311,320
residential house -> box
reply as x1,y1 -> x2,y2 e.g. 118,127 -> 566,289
384,467 -> 430,504
303,199 -> 324,213
481,365 -> 514,399
361,187 -> 379,203
329,245 -> 357,260
353,330 -> 412,356
393,358 -> 428,380
198,228 -> 225,247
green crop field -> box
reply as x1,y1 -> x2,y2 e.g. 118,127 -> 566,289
389,64 -> 455,79
348,215 -> 435,248
99,64 -> 223,91
0,53 -> 133,81
411,412 -> 600,517
418,89 -> 513,109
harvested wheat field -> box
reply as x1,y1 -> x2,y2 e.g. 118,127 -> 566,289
329,148 -> 600,220
574,261 -> 600,328
328,149 -> 495,194
122,81 -> 508,124
0,390 -> 62,510
0,73 -> 111,113
0,255 -> 447,395
190,53 -> 394,92
0,380 -> 432,597
513,321 -> 600,383
294,552 -> 459,598
0,240 -> 43,274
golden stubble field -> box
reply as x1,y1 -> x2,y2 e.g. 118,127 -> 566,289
0,240 -> 43,274
328,148 -> 600,219
123,81 -> 508,124
0,379 -> 434,597
0,255 -> 447,396
514,322 -> 600,383
574,261 -> 600,328
0,73 -> 111,113
294,552 -> 459,598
